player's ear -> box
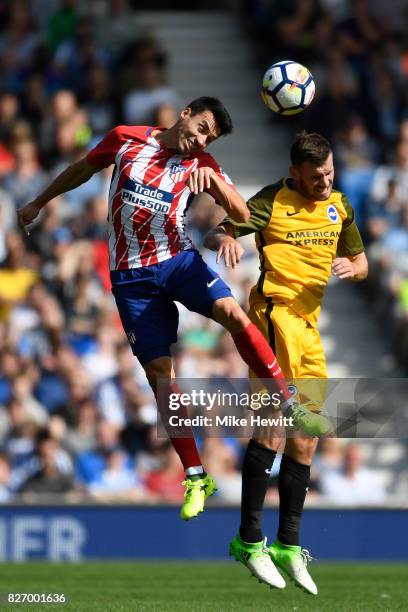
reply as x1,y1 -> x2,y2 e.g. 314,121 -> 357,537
290,165 -> 299,180
180,107 -> 192,120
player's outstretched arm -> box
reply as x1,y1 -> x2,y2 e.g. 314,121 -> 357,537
18,158 -> 99,233
331,252 -> 368,281
209,173 -> 249,222
204,225 -> 244,268
187,167 -> 249,222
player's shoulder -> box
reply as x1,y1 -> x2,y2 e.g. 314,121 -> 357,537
196,150 -> 219,167
331,187 -> 348,201
109,124 -> 151,141
250,179 -> 286,203
331,188 -> 353,210
330,188 -> 355,224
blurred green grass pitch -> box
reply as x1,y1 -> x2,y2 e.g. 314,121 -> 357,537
0,562 -> 406,611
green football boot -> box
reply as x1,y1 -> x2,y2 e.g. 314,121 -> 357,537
289,402 -> 332,437
180,474 -> 217,521
229,535 -> 286,589
269,540 -> 317,595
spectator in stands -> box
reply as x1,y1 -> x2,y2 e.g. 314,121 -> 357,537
40,89 -> 79,158
52,16 -> 111,94
95,0 -> 142,59
20,74 -> 49,139
75,419 -> 126,488
0,92 -> 20,143
81,325 -> 120,387
64,398 -> 98,456
2,139 -> 47,210
0,189 -> 16,261
320,442 -> 387,505
3,396 -> 39,468
335,116 -> 380,225
201,438 -> 242,503
47,0 -> 78,54
369,140 -> 408,211
122,37 -> 180,127
89,448 -> 145,500
144,444 -> 185,503
366,179 -> 403,242
20,428 -> 74,496
0,453 -> 13,501
0,3 -> 41,94
84,64 -> 116,137
314,437 -> 344,473
0,232 -> 38,322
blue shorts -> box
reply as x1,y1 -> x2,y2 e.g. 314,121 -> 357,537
111,249 -> 232,365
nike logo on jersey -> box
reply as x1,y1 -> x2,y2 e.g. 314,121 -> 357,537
207,278 -> 219,288
287,210 -> 300,216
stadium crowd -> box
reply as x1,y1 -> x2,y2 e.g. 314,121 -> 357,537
0,0 -> 406,506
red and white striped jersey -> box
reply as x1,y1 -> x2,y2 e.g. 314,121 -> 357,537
86,125 -> 234,270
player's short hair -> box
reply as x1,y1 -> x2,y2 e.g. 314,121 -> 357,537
290,131 -> 332,167
186,97 -> 233,136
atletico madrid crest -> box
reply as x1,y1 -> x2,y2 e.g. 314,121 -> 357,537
169,162 -> 186,184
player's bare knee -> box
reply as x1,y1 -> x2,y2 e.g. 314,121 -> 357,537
253,434 -> 282,452
213,297 -> 250,332
285,436 -> 318,465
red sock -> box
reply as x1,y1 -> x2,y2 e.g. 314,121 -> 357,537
156,381 -> 203,472
232,322 -> 292,404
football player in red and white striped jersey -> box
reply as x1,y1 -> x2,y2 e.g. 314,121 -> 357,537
19,97 -> 293,521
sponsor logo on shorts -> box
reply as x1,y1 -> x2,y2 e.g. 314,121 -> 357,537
327,204 -> 338,223
127,331 -> 137,345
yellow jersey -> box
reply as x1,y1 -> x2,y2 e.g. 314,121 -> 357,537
224,178 -> 364,327
0,268 -> 38,321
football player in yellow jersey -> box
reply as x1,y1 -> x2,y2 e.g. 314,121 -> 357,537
205,132 -> 368,594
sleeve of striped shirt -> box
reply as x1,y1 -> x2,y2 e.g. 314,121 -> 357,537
86,126 -> 124,168
199,154 -> 235,202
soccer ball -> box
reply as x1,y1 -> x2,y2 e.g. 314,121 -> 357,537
261,60 -> 315,115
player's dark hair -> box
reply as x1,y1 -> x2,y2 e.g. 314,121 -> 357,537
290,131 -> 332,166
186,97 -> 233,136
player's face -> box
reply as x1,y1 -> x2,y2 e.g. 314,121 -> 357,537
176,108 -> 220,155
291,153 -> 334,201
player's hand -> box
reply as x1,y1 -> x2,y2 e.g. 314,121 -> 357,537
18,201 -> 42,236
331,257 -> 355,279
216,235 -> 244,268
187,167 -> 216,194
